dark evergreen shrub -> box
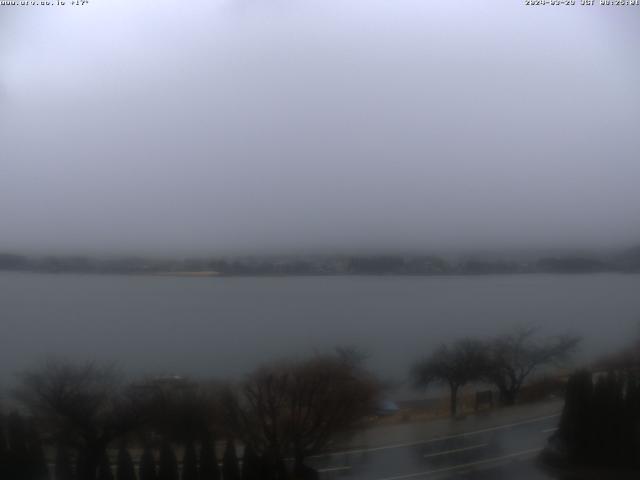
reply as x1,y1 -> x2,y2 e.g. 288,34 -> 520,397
557,369 -> 640,469
55,445 -> 74,480
198,434 -> 219,480
222,441 -> 240,480
240,444 -> 260,480
25,423 -> 50,480
139,446 -> 157,480
157,441 -> 178,480
259,449 -> 287,480
0,415 -> 7,480
182,441 -> 198,480
116,446 -> 136,480
558,370 -> 593,464
624,372 -> 640,467
97,453 -> 114,480
75,448 -> 91,480
7,412 -> 31,480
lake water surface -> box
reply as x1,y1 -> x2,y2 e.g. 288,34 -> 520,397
1,272 -> 639,390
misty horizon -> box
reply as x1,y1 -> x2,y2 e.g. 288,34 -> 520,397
2,1 -> 640,255
2,242 -> 639,263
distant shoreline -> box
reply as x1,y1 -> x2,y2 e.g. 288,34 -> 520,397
2,269 -> 640,279
1,249 -> 639,277
150,271 -> 221,277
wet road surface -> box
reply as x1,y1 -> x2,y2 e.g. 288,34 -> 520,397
311,413 -> 560,480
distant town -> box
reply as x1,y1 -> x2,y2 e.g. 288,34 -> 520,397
1,246 -> 640,276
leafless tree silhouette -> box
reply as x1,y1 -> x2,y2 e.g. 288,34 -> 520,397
225,352 -> 379,473
485,327 -> 580,405
16,359 -> 151,480
412,339 -> 488,416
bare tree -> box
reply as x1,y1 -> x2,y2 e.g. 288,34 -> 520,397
484,327 -> 580,405
225,352 -> 379,473
485,326 -> 580,405
412,339 -> 488,416
16,359 -> 151,480
137,376 -> 222,443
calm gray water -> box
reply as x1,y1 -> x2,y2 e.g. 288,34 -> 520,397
1,272 -> 639,388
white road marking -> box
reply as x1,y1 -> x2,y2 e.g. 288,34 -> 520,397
318,465 -> 352,473
373,447 -> 543,480
542,427 -> 558,433
423,443 -> 487,459
311,413 -> 559,458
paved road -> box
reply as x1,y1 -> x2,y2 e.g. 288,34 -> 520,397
310,410 -> 561,480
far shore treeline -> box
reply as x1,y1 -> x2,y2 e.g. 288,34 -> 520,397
1,246 -> 640,276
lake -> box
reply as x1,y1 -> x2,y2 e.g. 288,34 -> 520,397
1,272 -> 639,392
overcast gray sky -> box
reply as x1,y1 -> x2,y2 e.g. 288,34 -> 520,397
1,0 -> 639,255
